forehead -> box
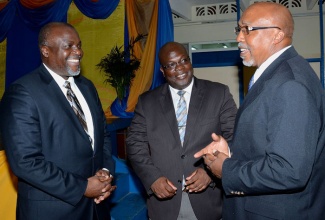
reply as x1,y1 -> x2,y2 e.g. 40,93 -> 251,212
239,4 -> 274,26
48,26 -> 80,42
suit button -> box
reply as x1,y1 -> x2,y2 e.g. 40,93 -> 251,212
181,155 -> 186,159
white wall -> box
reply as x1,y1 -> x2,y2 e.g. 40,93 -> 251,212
194,66 -> 240,107
174,15 -> 324,105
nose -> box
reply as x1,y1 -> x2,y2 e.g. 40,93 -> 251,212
175,62 -> 185,71
236,31 -> 244,42
72,46 -> 82,55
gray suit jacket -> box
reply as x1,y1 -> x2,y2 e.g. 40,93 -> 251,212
126,77 -> 237,220
222,47 -> 325,219
0,65 -> 115,220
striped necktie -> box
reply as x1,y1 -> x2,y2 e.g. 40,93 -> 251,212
64,81 -> 88,132
176,90 -> 187,145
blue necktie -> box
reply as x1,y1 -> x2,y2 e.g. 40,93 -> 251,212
248,75 -> 254,91
176,90 -> 187,145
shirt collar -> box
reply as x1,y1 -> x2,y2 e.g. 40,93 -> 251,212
43,63 -> 75,87
169,77 -> 194,95
253,45 -> 292,83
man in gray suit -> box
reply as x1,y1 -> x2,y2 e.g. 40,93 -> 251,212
126,42 -> 237,220
0,22 -> 116,220
195,2 -> 325,219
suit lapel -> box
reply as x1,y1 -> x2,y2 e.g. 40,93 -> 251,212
74,77 -> 98,151
39,66 -> 81,127
40,67 -> 92,148
183,78 -> 204,147
236,47 -> 298,120
159,84 -> 182,145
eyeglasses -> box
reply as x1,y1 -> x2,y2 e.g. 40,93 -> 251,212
162,57 -> 191,70
234,25 -> 281,35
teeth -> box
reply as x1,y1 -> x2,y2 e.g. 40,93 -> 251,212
68,59 -> 79,63
176,73 -> 186,79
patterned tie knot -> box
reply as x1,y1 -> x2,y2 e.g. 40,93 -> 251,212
177,90 -> 185,97
64,81 -> 71,89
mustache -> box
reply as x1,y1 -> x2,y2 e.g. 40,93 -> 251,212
238,42 -> 249,50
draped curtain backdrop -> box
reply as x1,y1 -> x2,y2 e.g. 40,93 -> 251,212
109,0 -> 174,118
0,0 -> 119,87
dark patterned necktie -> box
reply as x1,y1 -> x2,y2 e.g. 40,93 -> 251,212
176,90 -> 187,145
64,81 -> 88,132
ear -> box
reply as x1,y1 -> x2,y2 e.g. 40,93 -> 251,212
160,67 -> 165,77
274,31 -> 285,44
41,46 -> 49,58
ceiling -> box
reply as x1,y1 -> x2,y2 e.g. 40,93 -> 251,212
169,0 -> 321,23
169,0 -> 229,21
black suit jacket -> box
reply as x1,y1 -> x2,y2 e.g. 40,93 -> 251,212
0,65 -> 115,220
126,77 -> 237,220
222,47 -> 325,219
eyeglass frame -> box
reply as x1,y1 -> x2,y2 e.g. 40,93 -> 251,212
161,56 -> 191,71
234,25 -> 281,35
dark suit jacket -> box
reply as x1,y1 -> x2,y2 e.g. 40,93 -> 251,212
222,47 -> 325,219
126,77 -> 237,220
0,65 -> 115,220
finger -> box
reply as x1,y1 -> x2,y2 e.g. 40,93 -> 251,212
166,179 -> 177,191
194,149 -> 207,158
211,133 -> 220,141
186,169 -> 198,181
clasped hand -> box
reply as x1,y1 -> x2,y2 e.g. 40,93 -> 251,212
194,133 -> 230,178
84,170 -> 117,204
150,168 -> 211,199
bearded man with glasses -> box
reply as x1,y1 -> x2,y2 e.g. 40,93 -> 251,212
195,2 -> 325,219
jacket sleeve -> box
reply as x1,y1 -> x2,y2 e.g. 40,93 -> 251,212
126,96 -> 164,194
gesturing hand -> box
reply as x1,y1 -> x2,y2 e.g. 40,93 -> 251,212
151,177 -> 177,199
194,133 -> 229,158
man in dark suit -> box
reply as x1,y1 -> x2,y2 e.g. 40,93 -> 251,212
0,22 -> 116,220
126,42 -> 237,220
195,2 -> 325,219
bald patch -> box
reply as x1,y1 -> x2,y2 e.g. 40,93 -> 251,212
158,42 -> 187,63
245,2 -> 294,37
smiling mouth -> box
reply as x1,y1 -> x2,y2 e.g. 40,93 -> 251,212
176,73 -> 187,79
67,58 -> 80,65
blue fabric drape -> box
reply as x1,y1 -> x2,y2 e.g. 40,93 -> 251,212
15,1 -> 71,29
110,11 -> 134,118
149,0 -> 173,89
0,1 -> 16,42
74,0 -> 120,19
5,0 -> 71,87
111,0 -> 174,117
1,0 -> 119,88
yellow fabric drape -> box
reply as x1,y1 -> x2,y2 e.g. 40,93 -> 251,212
126,0 -> 159,112
0,150 -> 18,220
